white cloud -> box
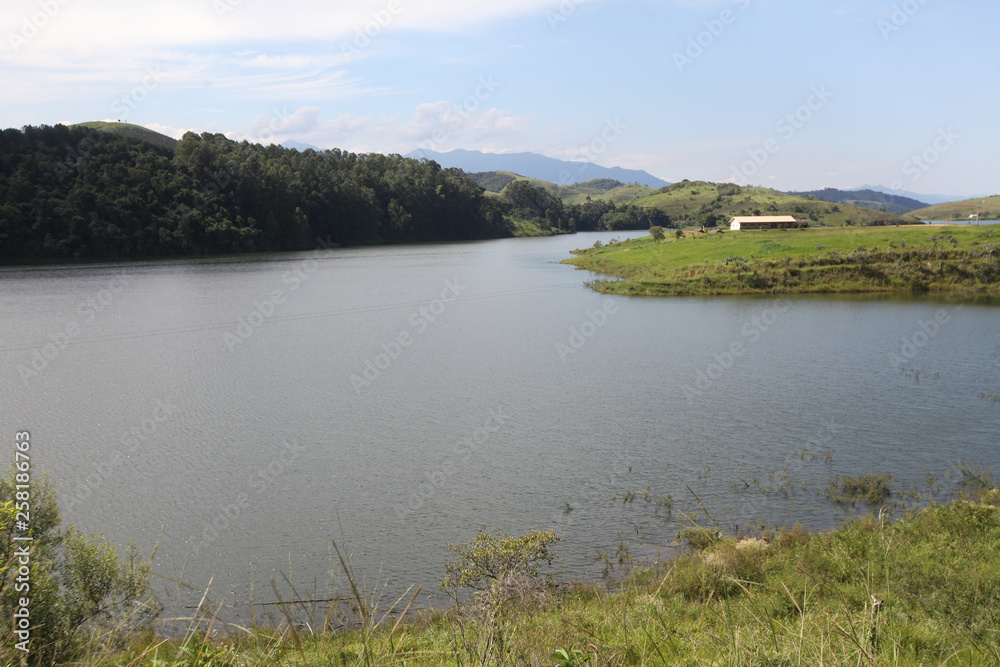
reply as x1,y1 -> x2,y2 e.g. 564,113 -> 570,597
207,102 -> 534,153
227,106 -> 323,142
0,0 -> 577,53
144,121 -> 221,139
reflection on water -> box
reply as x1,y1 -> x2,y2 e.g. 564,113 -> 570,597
1,231 -> 997,616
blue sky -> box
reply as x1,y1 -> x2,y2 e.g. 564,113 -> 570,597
2,0 -> 997,195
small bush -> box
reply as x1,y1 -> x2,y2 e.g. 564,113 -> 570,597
678,527 -> 722,550
0,467 -> 159,665
442,527 -> 559,602
825,473 -> 894,505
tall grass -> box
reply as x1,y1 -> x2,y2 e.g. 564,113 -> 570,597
43,466 -> 1000,666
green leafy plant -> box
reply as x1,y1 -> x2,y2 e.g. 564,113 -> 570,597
442,527 -> 560,600
551,645 -> 594,666
825,473 -> 894,505
0,466 -> 159,665
443,528 -> 560,664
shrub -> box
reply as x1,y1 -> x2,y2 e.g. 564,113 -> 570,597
442,528 -> 560,664
442,527 -> 559,604
825,473 -> 894,505
0,466 -> 159,665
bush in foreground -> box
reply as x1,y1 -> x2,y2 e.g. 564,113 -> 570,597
0,467 -> 159,665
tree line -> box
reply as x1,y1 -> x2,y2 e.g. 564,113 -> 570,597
0,125 -> 669,262
499,179 -> 674,232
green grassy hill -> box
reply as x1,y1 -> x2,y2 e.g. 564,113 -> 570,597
468,171 -> 654,205
910,194 -> 1000,221
632,180 -> 915,228
790,187 -> 929,215
72,121 -> 178,151
565,225 -> 1000,296
465,170 -> 519,193
599,182 -> 657,203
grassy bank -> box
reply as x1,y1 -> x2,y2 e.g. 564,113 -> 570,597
563,225 -> 1000,296
38,479 -> 1000,666
509,215 -> 572,237
910,195 -> 1000,222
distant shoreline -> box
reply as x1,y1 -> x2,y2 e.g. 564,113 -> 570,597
564,225 -> 1000,298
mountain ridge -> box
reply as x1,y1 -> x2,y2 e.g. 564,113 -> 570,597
406,148 -> 669,188
849,184 -> 989,206
789,187 -> 928,215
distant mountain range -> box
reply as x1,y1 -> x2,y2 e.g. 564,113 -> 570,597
281,140 -> 323,152
849,185 -> 988,206
404,148 -> 670,188
789,187 -> 929,215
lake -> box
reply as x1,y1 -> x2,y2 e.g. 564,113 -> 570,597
1,231 -> 998,621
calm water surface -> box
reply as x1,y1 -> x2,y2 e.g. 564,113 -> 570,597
1,232 -> 998,618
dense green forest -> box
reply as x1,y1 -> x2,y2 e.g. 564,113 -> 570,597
0,125 -> 675,262
0,124 -> 516,260
499,179 -> 674,232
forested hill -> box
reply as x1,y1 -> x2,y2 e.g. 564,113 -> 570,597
787,187 -> 929,215
0,124 -> 513,261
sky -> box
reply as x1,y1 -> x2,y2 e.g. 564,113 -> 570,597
1,0 -> 998,196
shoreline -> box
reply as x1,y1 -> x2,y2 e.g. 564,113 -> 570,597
564,225 -> 1000,298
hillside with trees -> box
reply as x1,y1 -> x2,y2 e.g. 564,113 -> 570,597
788,187 -> 929,215
497,179 -> 673,232
910,195 -> 1000,221
0,124 -> 682,262
633,180 -> 916,228
0,124 -> 515,261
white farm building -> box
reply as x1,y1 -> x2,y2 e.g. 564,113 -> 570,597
729,216 -> 800,231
